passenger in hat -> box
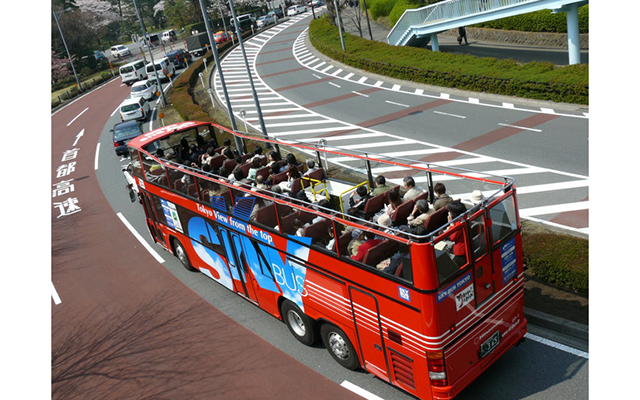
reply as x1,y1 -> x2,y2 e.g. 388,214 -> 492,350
348,229 -> 365,257
469,190 -> 485,205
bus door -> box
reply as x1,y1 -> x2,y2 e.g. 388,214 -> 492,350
349,287 -> 390,382
219,228 -> 259,304
139,192 -> 163,245
469,212 -> 494,306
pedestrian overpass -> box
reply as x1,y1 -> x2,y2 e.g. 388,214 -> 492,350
387,0 -> 588,64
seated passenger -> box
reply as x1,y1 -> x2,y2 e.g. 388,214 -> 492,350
407,199 -> 434,227
293,218 -> 310,237
247,157 -> 262,182
347,229 -> 365,257
371,175 -> 389,196
376,213 -> 395,235
348,185 -> 372,217
402,176 -> 424,201
446,200 -> 468,266
383,189 -> 403,216
433,182 -> 453,211
351,231 -> 383,263
382,244 -> 411,276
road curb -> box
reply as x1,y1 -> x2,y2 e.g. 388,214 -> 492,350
524,307 -> 588,342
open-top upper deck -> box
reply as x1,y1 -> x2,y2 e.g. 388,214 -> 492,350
128,120 -> 516,242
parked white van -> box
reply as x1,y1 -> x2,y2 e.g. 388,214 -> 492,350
145,57 -> 176,82
119,97 -> 151,122
162,30 -> 177,43
119,60 -> 147,85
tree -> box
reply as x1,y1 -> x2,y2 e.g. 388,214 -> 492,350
51,50 -> 72,84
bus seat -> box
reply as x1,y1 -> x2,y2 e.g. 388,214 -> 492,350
391,199 -> 414,226
173,179 -> 184,192
255,166 -> 271,181
187,184 -> 197,198
337,231 -> 351,257
289,178 -> 302,194
272,170 -> 289,185
364,191 -> 386,219
305,168 -> 325,182
222,158 -> 237,172
413,191 -> 430,203
302,219 -> 330,242
239,162 -> 252,177
276,203 -> 293,218
256,205 -> 277,228
280,211 -> 300,235
424,206 -> 449,234
240,153 -> 253,163
363,239 -> 398,267
209,154 -> 225,170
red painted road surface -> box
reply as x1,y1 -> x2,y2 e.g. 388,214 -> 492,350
51,80 -> 363,400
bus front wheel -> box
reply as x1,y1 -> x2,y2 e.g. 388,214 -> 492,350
173,238 -> 196,272
281,300 -> 317,346
320,324 -> 359,370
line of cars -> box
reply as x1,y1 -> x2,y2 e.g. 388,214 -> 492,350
112,48 -> 191,156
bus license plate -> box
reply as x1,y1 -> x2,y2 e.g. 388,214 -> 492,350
479,331 -> 501,359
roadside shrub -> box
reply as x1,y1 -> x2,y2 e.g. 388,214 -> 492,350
474,5 -> 589,33
522,232 -> 588,295
368,0 -> 397,20
388,0 -> 423,26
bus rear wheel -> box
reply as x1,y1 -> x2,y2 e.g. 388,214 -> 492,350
173,238 -> 196,272
281,300 -> 317,345
320,324 -> 359,370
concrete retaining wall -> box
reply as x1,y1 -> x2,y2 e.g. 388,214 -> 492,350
442,27 -> 588,49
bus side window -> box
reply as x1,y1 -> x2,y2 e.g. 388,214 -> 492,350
489,195 -> 518,246
434,224 -> 468,284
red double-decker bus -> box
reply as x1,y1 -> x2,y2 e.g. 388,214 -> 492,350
126,121 -> 527,399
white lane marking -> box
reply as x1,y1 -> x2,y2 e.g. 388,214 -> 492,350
519,200 -> 589,218
498,123 -> 542,132
67,107 -> 88,126
433,110 -> 466,119
525,333 -> 589,359
117,213 -> 165,263
94,143 -> 100,170
341,381 -> 385,400
352,91 -> 369,98
328,82 -> 341,88
385,100 -> 409,108
51,282 -> 62,305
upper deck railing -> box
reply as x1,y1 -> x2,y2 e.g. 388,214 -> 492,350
129,121 -> 517,242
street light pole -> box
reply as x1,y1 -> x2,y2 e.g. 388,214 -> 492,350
198,0 -> 245,154
228,0 -> 272,149
131,0 -> 168,106
53,8 -> 82,93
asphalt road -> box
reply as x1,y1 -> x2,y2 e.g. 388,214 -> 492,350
212,11 -> 589,236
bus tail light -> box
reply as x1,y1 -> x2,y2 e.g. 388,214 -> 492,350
426,350 -> 447,387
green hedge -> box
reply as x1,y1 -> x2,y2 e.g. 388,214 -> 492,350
309,17 -> 588,104
474,5 -> 589,33
523,232 -> 588,295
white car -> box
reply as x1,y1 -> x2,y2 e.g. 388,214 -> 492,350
130,80 -> 158,100
256,14 -> 276,28
110,45 -> 131,59
287,5 -> 306,16
119,97 -> 151,122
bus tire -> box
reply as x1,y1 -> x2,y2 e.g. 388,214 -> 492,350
172,238 -> 196,272
320,323 -> 359,370
281,300 -> 317,346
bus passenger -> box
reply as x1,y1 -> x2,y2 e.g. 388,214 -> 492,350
433,182 -> 453,210
351,231 -> 382,262
293,218 -> 309,237
383,189 -> 403,216
347,229 -> 365,257
247,157 -> 262,182
382,244 -> 411,276
266,150 -> 282,168
446,200 -> 468,266
348,185 -> 371,217
402,176 -> 424,201
407,199 -> 433,227
371,175 -> 389,196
